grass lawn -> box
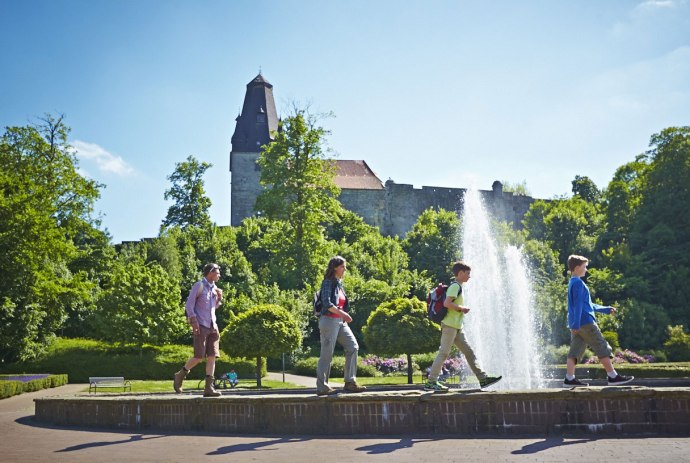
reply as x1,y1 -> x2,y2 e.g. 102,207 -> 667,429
80,378 -> 304,394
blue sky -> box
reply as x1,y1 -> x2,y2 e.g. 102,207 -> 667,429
2,0 -> 689,242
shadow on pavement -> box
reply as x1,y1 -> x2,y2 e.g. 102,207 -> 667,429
355,438 -> 438,454
207,437 -> 311,455
512,437 -> 595,454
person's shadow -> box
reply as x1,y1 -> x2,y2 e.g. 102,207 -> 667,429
57,434 -> 167,452
208,437 -> 309,455
356,438 -> 436,454
512,437 -> 595,454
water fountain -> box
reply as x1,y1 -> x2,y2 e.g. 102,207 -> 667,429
460,188 -> 545,389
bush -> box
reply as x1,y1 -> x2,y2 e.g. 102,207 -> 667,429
412,352 -> 436,370
664,325 -> 690,361
602,331 -> 620,351
585,349 -> 650,364
292,356 -> 378,377
362,355 -> 414,375
0,338 -> 262,382
0,374 -> 68,399
543,345 -> 593,365
639,349 -> 668,363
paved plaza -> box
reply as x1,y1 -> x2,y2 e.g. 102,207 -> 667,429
2,384 -> 690,463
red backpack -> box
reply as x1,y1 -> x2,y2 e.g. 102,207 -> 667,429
426,283 -> 449,323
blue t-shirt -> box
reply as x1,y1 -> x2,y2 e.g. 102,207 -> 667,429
567,277 -> 612,330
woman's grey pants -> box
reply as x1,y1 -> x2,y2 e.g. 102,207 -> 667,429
316,316 -> 359,391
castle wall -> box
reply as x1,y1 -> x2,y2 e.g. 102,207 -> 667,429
336,181 -> 536,238
338,189 -> 387,230
229,159 -> 537,236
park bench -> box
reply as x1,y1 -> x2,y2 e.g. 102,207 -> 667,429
88,376 -> 132,394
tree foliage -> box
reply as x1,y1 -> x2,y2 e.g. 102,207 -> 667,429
161,155 -> 212,231
221,304 -> 302,387
363,297 -> 440,383
254,109 -> 342,289
94,259 -> 187,349
0,115 -> 103,362
523,197 -> 604,265
402,208 -> 461,283
571,175 -> 601,203
629,127 -> 690,327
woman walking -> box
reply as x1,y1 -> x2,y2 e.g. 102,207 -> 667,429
315,256 -> 367,396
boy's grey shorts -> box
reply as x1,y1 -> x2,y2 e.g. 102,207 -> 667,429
568,323 -> 612,361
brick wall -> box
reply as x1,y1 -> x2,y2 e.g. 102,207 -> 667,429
34,387 -> 690,435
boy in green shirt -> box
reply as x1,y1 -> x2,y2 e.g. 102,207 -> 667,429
424,261 -> 502,391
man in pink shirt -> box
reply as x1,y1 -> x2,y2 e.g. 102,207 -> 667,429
173,263 -> 223,397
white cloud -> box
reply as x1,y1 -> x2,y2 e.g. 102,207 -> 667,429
73,140 -> 135,176
635,0 -> 679,12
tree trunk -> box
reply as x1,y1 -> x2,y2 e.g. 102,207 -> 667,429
407,353 -> 413,384
256,356 -> 262,389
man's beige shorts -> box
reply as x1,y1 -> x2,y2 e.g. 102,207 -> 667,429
193,325 -> 220,358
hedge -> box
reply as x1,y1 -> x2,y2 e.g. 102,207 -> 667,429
0,374 -> 69,399
0,338 -> 265,383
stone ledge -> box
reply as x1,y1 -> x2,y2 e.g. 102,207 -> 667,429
34,386 -> 690,436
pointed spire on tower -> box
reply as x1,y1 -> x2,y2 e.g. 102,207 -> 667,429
231,73 -> 278,153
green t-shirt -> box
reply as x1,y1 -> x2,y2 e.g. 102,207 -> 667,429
441,282 -> 464,329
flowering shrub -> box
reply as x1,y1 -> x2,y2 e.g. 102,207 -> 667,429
584,349 -> 653,364
443,356 -> 466,374
362,355 -> 408,374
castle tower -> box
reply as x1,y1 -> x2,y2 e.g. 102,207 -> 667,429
229,73 -> 279,226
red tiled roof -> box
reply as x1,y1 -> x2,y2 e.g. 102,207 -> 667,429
332,160 -> 384,190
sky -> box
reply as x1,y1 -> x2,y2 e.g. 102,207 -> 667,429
1,0 -> 689,243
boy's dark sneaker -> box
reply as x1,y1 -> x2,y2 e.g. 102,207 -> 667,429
607,374 -> 634,386
563,377 -> 589,387
423,380 -> 449,392
479,376 -> 502,389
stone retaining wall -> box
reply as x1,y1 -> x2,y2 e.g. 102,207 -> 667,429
34,387 -> 690,435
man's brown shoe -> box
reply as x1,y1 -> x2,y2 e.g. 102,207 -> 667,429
204,375 -> 221,397
344,381 -> 366,393
173,368 -> 188,393
316,387 -> 338,396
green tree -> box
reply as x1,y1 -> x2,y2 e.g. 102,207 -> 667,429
255,108 -> 342,289
221,304 -> 302,387
402,208 -> 461,283
363,297 -> 440,384
617,300 -> 670,350
663,325 -> 690,361
161,155 -> 212,231
343,276 -> 399,350
0,115 -> 102,361
598,156 -> 648,251
571,175 -> 601,203
501,179 -> 531,196
523,197 -> 604,265
630,127 -> 690,327
94,259 -> 187,349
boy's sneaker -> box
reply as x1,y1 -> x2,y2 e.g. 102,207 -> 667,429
423,380 -> 449,392
608,374 -> 634,386
479,376 -> 502,389
563,377 -> 589,387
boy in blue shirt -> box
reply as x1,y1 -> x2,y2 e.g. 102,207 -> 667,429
565,255 -> 634,387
